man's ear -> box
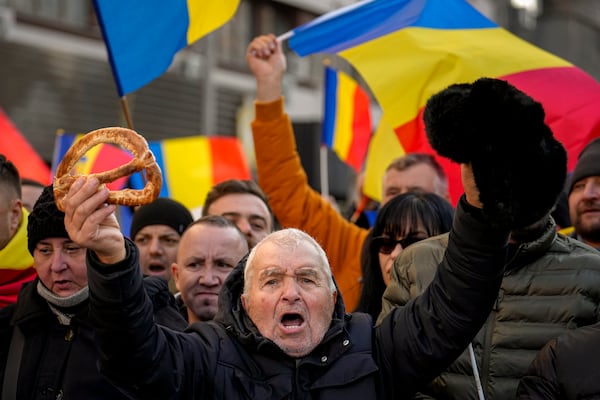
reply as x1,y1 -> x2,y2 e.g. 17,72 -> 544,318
10,199 -> 22,233
240,294 -> 248,311
171,263 -> 180,291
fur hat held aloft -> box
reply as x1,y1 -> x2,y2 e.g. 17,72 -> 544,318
130,197 -> 193,239
27,185 -> 69,254
569,137 -> 600,193
424,78 -> 567,229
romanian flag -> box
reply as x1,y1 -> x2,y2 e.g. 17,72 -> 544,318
288,0 -> 600,204
93,0 -> 240,96
322,66 -> 372,172
0,108 -> 51,184
52,132 -> 134,191
129,136 -> 251,213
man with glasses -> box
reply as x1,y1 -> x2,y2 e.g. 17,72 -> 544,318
0,154 -> 36,308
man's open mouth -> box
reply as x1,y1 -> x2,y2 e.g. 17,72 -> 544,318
281,313 -> 304,328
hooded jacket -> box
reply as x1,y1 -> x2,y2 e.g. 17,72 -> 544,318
85,197 -> 508,400
380,216 -> 600,400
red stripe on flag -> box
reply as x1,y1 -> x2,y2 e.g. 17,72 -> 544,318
208,137 -> 251,184
345,86 -> 372,171
90,144 -> 134,190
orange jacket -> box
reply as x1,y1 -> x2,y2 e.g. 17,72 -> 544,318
252,98 -> 367,310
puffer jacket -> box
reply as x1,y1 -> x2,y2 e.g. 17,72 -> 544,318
86,197 -> 509,399
516,321 -> 600,399
0,279 -> 135,399
380,216 -> 600,400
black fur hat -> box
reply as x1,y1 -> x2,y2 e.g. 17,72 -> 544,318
424,78 -> 567,229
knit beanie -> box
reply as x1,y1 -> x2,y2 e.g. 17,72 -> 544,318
569,137 -> 600,193
129,198 -> 193,239
27,185 -> 69,254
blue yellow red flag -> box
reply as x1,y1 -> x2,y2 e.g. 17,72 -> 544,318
129,136 -> 251,213
287,0 -> 600,203
93,0 -> 240,96
322,66 -> 372,172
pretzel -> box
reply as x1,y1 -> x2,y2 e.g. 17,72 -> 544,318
53,127 -> 162,212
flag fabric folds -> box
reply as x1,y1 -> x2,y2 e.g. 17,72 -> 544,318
52,132 -> 135,191
322,66 -> 372,172
288,0 -> 600,204
0,108 -> 51,184
93,0 -> 240,96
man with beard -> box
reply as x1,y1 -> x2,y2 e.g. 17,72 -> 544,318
568,137 -> 600,250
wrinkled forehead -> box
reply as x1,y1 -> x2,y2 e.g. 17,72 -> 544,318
245,238 -> 329,280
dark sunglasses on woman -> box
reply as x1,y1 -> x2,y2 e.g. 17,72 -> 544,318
371,235 -> 426,255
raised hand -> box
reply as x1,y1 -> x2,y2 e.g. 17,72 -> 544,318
62,177 -> 126,264
246,34 -> 286,102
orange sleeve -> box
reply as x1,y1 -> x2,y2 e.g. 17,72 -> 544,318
252,98 -> 367,310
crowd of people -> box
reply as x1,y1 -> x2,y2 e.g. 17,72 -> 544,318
0,33 -> 599,399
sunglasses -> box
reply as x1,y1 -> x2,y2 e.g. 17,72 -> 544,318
372,235 -> 426,255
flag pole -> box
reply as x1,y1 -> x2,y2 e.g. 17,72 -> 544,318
320,144 -> 330,199
120,96 -> 134,129
276,30 -> 294,43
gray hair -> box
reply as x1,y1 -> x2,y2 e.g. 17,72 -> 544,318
243,228 -> 336,294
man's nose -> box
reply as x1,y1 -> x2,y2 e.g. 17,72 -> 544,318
236,218 -> 252,234
281,278 -> 301,302
198,267 -> 219,286
148,237 -> 163,254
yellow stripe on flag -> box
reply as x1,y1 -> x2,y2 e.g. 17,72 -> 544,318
162,136 -> 213,210
332,72 -> 357,160
340,26 -> 570,131
186,0 -> 241,44
363,117 -> 405,202
72,134 -> 102,176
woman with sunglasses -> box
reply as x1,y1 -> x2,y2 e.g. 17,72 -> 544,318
354,190 -> 454,320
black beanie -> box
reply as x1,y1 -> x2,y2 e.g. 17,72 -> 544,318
569,137 -> 600,193
129,198 -> 193,239
27,185 -> 69,254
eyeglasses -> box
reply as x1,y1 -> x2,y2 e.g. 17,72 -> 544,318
371,235 -> 426,255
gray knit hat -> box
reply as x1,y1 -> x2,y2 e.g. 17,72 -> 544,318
129,198 -> 193,239
27,185 -> 69,254
569,137 -> 600,193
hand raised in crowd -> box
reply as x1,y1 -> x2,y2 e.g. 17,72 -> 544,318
461,163 -> 483,209
62,177 -> 126,264
246,33 -> 286,102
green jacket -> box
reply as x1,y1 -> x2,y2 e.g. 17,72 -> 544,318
379,217 -> 600,400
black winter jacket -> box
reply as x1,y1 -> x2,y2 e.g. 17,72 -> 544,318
86,197 -> 509,400
0,279 -> 134,400
517,322 -> 600,399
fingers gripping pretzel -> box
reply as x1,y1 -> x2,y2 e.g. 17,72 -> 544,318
53,127 -> 162,212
